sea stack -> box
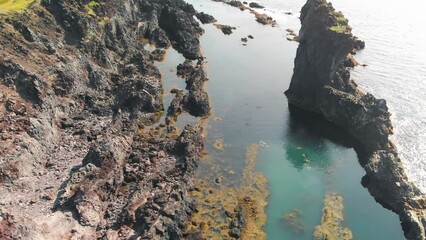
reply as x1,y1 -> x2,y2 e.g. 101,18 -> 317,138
285,0 -> 426,239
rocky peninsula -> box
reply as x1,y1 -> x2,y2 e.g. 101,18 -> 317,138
1,0 -> 424,239
0,0 -> 211,238
285,0 -> 426,239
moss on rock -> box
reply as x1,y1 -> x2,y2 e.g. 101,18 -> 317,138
0,0 -> 39,14
186,144 -> 268,239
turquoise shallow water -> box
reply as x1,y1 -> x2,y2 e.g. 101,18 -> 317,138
160,0 -> 405,239
260,108 -> 404,240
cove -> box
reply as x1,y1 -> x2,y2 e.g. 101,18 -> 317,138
158,0 -> 405,238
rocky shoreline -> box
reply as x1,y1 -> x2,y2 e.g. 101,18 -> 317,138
285,0 -> 426,239
212,0 -> 277,26
0,0 -> 211,238
2,0 -> 424,239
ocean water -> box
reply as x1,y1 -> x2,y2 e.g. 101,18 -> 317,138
160,0 -> 409,238
255,0 -> 426,195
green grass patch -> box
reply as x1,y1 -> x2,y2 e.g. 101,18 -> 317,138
87,1 -> 100,8
329,9 -> 351,34
84,1 -> 101,16
83,1 -> 109,26
0,0 -> 39,14
329,25 -> 350,34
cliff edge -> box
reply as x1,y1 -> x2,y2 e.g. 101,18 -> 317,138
285,0 -> 426,239
0,0 -> 210,239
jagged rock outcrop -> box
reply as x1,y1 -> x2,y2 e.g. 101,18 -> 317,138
212,0 -> 276,26
196,12 -> 217,24
213,23 -> 237,35
0,0 -> 208,238
166,59 -> 210,125
56,125 -> 204,239
285,0 -> 426,239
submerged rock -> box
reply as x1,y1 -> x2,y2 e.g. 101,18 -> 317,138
228,0 -> 246,10
213,0 -> 277,26
214,23 -> 237,35
282,209 -> 305,234
229,206 -> 246,238
285,1 -> 426,239
186,144 -> 268,239
255,13 -> 276,25
313,194 -> 352,240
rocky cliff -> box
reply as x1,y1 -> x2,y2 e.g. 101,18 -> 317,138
285,0 -> 426,239
0,0 -> 211,239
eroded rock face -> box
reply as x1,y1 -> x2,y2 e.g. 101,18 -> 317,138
158,2 -> 203,59
0,0 -> 207,238
285,1 -> 426,239
196,12 -> 217,24
167,60 -> 211,125
56,125 -> 204,238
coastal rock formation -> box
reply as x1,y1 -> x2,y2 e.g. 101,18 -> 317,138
196,12 -> 217,24
166,59 -> 210,126
212,0 -> 277,26
0,0 -> 208,238
249,2 -> 264,9
285,0 -> 426,239
214,23 -> 237,35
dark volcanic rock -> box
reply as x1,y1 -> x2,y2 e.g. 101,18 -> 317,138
167,60 -> 210,123
0,0 -> 209,238
179,61 -> 211,117
255,14 -> 275,25
150,48 -> 166,61
115,76 -> 163,117
0,60 -> 44,105
166,89 -> 185,125
228,0 -> 246,10
354,39 -> 366,50
285,1 -> 426,239
229,206 -> 246,238
343,54 -> 359,68
214,0 -> 276,26
249,2 -> 265,8
215,24 -> 236,35
56,125 -> 204,237
159,4 -> 204,59
196,12 -> 217,24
